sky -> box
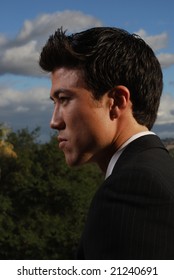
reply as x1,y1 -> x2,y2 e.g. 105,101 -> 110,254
0,0 -> 174,141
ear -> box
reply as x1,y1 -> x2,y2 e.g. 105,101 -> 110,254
109,85 -> 130,119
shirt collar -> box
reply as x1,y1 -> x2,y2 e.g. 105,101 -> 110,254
105,131 -> 155,179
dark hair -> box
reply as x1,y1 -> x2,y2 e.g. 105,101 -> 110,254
39,27 -> 163,129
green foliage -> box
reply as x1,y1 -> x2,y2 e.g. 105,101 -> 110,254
0,123 -> 12,141
169,148 -> 174,158
0,127 -> 103,259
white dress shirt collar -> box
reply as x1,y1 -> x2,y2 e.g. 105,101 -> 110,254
105,131 -> 155,179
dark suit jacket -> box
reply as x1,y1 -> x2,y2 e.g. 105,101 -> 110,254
77,135 -> 174,259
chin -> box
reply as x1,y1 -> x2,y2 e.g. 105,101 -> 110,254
65,158 -> 80,167
65,155 -> 90,167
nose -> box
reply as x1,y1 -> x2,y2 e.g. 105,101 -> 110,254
50,104 -> 65,130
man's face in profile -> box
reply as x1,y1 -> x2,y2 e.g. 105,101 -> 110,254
50,67 -> 115,168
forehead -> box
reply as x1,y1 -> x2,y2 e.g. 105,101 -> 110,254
51,67 -> 86,89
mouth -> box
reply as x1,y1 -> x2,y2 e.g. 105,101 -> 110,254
58,137 -> 67,149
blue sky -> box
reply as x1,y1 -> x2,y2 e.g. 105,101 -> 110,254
0,0 -> 174,141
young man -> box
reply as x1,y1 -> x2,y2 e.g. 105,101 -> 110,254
39,27 -> 174,259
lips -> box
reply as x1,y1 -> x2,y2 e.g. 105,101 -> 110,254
58,137 -> 67,149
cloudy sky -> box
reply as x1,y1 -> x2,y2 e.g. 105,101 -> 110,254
0,0 -> 174,141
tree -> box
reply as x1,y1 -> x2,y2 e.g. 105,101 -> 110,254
0,127 -> 103,259
0,123 -> 17,158
169,148 -> 174,158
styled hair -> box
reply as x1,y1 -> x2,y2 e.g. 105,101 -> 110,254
39,27 -> 163,129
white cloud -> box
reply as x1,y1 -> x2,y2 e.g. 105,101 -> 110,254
135,29 -> 174,68
0,85 -> 50,110
0,41 -> 40,76
17,10 -> 102,42
157,53 -> 174,68
0,10 -> 102,77
0,34 -> 7,46
15,106 -> 30,112
156,93 -> 174,124
18,20 -> 33,41
135,29 -> 168,51
0,85 -> 53,141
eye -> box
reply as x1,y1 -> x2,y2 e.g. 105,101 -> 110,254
58,95 -> 70,105
50,97 -> 56,105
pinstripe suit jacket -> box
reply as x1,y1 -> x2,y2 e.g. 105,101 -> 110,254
77,135 -> 174,259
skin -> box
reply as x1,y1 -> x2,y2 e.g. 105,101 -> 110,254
50,67 -> 148,172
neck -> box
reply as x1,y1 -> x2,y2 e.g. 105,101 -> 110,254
96,123 -> 149,173
115,123 -> 149,150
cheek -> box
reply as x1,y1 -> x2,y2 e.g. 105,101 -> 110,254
67,120 -> 98,154
66,106 -> 112,145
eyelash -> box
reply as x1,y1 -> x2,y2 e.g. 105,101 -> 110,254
51,94 -> 71,106
58,96 -> 69,104
59,96 -> 67,101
